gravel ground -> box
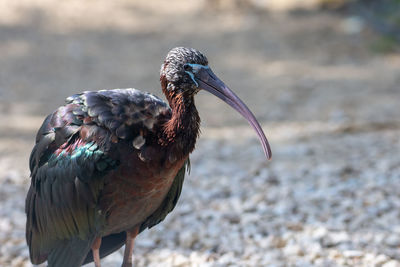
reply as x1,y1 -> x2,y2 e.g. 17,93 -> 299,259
1,1 -> 400,266
2,123 -> 400,267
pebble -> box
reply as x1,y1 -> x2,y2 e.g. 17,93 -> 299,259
385,235 -> 400,247
322,231 -> 350,247
343,250 -> 363,258
383,260 -> 400,267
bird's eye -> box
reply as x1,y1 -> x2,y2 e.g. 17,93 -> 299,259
183,64 -> 192,71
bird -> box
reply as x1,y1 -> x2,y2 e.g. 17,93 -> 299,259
25,47 -> 271,267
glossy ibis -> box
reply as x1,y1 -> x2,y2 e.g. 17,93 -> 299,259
25,47 -> 271,267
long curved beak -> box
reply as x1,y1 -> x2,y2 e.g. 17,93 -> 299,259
195,66 -> 272,160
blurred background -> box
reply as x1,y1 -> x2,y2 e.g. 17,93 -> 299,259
1,0 -> 400,266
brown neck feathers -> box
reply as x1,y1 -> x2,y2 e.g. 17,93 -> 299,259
159,77 -> 200,159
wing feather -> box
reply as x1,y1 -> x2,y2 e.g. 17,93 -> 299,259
26,88 -> 170,265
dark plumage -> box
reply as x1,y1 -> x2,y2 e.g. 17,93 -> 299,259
25,47 -> 271,267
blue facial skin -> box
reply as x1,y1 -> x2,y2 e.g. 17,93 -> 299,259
185,70 -> 198,87
185,63 -> 210,87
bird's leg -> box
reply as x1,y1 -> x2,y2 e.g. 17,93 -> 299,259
92,237 -> 102,267
121,227 -> 139,267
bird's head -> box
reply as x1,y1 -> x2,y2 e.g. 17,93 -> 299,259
160,47 -> 208,96
160,47 -> 271,160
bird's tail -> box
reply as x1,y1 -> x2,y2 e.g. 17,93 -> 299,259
47,236 -> 94,267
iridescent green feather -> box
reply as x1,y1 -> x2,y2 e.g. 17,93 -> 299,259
26,140 -> 116,266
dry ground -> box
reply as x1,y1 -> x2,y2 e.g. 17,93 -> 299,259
0,1 -> 400,266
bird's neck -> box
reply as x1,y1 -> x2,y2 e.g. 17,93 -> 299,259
161,89 -> 200,159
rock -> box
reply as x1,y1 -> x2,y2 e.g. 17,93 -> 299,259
383,260 -> 400,267
343,250 -> 363,258
321,231 -> 350,247
374,254 -> 391,265
385,235 -> 400,247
